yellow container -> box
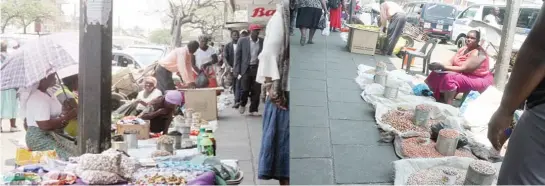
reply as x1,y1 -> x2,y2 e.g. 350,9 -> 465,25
15,148 -> 57,166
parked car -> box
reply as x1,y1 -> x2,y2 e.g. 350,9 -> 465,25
451,3 -> 540,49
403,2 -> 460,43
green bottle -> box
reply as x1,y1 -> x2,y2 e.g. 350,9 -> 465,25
201,133 -> 214,156
205,129 -> 216,156
197,127 -> 206,153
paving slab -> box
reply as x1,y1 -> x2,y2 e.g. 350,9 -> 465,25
290,31 -> 398,184
290,158 -> 335,185
290,126 -> 332,158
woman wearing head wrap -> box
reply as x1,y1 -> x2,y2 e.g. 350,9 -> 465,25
139,90 -> 184,134
135,76 -> 163,114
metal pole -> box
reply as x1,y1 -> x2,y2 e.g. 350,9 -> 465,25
78,0 -> 113,154
493,0 -> 520,91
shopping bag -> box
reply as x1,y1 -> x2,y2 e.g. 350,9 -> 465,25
321,16 -> 330,36
318,14 -> 327,30
196,70 -> 210,88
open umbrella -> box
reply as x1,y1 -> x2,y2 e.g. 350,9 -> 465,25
0,32 -> 79,90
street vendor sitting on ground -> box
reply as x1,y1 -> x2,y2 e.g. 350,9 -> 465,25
138,90 -> 184,134
425,30 -> 493,104
54,74 -> 79,137
135,76 -> 163,115
25,74 -> 77,160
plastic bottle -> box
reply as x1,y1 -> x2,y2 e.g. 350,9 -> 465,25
200,133 -> 214,156
205,129 -> 216,156
196,127 -> 206,153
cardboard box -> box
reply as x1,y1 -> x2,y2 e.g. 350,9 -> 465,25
180,87 -> 223,121
116,122 -> 150,140
348,28 -> 379,55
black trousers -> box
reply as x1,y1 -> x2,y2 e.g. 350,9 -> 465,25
383,13 -> 406,55
232,76 -> 242,103
240,65 -> 261,112
155,65 -> 175,94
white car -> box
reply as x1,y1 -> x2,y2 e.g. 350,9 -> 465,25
451,3 -> 540,50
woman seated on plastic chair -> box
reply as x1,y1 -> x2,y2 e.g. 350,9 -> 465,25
426,30 -> 493,104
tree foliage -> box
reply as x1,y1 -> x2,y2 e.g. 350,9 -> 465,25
0,0 -> 58,33
149,29 -> 172,45
166,0 -> 223,47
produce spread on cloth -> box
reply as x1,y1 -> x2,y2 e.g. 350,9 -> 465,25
354,62 -> 521,185
2,107 -> 242,185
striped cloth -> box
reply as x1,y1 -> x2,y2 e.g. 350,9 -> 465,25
1,36 -> 77,90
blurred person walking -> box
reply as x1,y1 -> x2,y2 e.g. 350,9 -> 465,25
235,24 -> 264,116
0,41 -> 19,132
328,0 -> 345,32
295,0 -> 328,45
224,30 -> 242,108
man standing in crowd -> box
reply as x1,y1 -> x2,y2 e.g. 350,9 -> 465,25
484,7 -> 501,27
223,30 -> 241,108
234,24 -> 264,116
378,0 -> 406,56
487,2 -> 545,185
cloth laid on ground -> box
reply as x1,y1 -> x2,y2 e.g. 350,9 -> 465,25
393,157 -> 502,185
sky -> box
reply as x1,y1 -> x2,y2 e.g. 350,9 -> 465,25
60,0 -> 170,30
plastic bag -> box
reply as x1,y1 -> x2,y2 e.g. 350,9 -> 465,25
321,16 -> 330,36
196,70 -> 209,88
318,14 -> 327,30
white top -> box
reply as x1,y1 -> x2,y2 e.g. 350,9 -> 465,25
194,47 -> 217,68
484,14 -> 500,27
25,90 -> 62,127
136,89 -> 163,111
256,4 -> 283,84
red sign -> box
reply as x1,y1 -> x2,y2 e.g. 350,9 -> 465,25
248,4 -> 277,24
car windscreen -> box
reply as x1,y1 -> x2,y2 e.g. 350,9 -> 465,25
124,48 -> 164,67
423,4 -> 457,20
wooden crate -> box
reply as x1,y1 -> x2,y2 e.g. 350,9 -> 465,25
179,87 -> 224,121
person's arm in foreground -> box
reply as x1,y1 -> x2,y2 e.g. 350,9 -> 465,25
379,3 -> 388,29
140,107 -> 169,120
321,0 -> 328,12
488,5 -> 545,150
35,100 -> 76,131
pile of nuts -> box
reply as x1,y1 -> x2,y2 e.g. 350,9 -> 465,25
151,150 -> 173,158
439,129 -> 459,139
407,166 -> 466,185
382,109 -> 429,133
469,160 -> 496,175
401,137 -> 475,158
157,135 -> 175,144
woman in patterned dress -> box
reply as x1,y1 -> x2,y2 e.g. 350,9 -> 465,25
295,0 -> 328,45
0,41 -> 20,132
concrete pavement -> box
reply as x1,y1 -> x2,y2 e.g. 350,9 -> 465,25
289,31 -> 456,184
1,95 -> 277,185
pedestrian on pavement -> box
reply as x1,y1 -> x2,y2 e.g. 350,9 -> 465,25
295,0 -> 328,45
256,1 -> 290,184
0,41 -> 19,132
234,24 -> 264,116
139,90 -> 184,135
194,35 -> 220,94
223,30 -> 242,108
240,30 -> 249,37
426,30 -> 493,105
487,4 -> 545,184
289,0 -> 297,36
328,0 -> 345,32
378,0 -> 406,56
24,74 -> 77,160
157,41 -> 200,91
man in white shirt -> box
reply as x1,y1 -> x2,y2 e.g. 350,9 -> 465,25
379,0 -> 406,56
484,7 -> 501,27
223,30 -> 241,108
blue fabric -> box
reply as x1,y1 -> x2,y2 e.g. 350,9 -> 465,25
258,99 -> 289,180
412,83 -> 432,96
